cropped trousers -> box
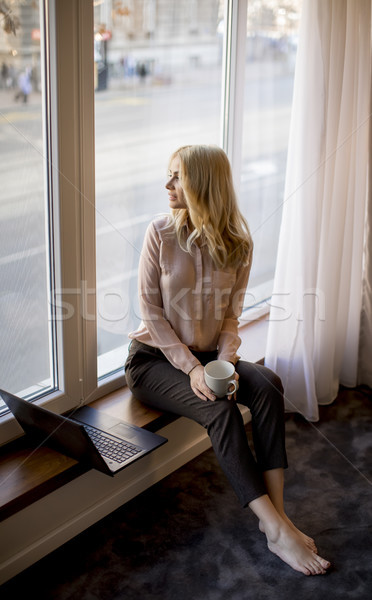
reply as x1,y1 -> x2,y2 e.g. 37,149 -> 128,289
124,340 -> 288,507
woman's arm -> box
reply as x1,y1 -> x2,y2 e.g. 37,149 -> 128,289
137,222 -> 201,375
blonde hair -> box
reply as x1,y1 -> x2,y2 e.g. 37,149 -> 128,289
169,145 -> 253,269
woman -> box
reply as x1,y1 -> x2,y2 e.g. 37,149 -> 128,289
125,145 -> 330,576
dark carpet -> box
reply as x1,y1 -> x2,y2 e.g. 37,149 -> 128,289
1,386 -> 372,600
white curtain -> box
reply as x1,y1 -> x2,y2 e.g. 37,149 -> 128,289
264,0 -> 371,422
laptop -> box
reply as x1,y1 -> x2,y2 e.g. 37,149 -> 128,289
0,389 -> 167,476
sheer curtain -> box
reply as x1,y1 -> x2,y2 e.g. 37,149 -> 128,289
264,0 -> 371,422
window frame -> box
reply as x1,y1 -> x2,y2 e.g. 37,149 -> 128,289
0,0 -> 99,444
221,0 -> 247,188
52,0 -> 99,410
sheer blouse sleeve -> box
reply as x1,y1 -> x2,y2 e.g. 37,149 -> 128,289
137,222 -> 201,374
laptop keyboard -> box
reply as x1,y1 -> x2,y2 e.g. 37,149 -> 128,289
84,425 -> 142,464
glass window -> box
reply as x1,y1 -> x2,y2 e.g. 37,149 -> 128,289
0,0 -> 56,408
242,0 -> 301,311
94,0 -> 226,378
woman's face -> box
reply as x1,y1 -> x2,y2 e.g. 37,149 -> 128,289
165,156 -> 187,210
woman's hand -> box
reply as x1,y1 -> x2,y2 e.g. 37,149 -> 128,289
227,371 -> 239,401
189,365 -> 216,401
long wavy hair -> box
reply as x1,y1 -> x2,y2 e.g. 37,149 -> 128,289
169,145 -> 253,269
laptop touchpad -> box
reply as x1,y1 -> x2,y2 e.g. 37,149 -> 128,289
110,423 -> 138,441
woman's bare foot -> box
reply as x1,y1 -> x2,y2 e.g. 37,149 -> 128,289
282,515 -> 317,553
260,470 -> 317,552
261,519 -> 330,576
251,494 -> 330,575
259,515 -> 317,553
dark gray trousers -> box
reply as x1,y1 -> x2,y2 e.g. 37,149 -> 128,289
125,340 -> 288,507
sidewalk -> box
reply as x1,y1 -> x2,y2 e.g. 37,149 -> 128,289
0,88 -> 42,111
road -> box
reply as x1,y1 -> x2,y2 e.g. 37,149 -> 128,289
0,64 -> 294,394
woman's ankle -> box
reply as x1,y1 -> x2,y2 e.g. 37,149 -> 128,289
249,495 -> 287,541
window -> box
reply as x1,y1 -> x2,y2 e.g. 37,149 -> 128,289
94,0 -> 226,378
242,0 -> 301,313
0,0 -> 57,406
0,0 -> 301,437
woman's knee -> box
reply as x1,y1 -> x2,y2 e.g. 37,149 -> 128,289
257,369 -> 285,418
237,363 -> 284,416
261,366 -> 283,396
237,362 -> 283,395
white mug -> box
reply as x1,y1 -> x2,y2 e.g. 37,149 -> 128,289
204,360 -> 239,398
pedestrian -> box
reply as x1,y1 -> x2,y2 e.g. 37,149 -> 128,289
14,68 -> 32,103
1,62 -> 8,89
125,144 -> 331,576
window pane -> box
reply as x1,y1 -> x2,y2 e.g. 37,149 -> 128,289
95,0 -> 225,378
242,0 -> 301,309
0,1 -> 56,405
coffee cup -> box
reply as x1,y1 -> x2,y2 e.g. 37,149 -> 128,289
204,360 -> 239,398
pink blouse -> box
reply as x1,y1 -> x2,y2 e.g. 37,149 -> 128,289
129,217 -> 251,375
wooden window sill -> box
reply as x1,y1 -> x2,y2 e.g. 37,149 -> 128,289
0,388 -> 168,521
